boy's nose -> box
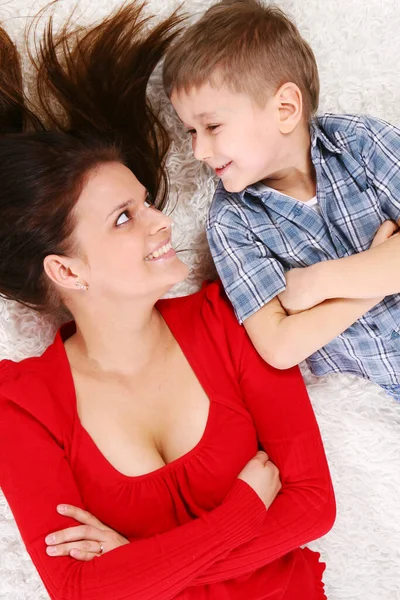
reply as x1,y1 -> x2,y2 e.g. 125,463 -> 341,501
192,134 -> 212,162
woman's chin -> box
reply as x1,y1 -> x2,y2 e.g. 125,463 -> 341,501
163,260 -> 190,290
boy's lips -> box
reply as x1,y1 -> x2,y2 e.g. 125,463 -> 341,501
214,161 -> 232,177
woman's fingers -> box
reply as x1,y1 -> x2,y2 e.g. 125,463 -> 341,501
69,548 -> 100,562
254,450 -> 270,465
46,539 -> 103,559
45,524 -> 103,546
46,505 -> 130,558
57,504 -> 110,529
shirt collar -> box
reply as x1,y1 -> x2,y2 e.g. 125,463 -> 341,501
310,118 -> 342,155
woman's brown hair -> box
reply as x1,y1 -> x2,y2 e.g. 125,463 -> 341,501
0,26 -> 43,133
0,2 -> 183,311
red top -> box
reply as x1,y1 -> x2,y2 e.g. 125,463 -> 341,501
0,281 -> 335,600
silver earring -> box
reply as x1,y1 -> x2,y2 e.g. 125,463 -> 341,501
75,281 -> 89,291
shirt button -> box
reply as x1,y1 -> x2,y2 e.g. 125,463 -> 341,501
293,206 -> 302,216
390,330 -> 400,340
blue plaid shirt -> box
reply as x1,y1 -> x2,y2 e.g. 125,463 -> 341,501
207,114 -> 400,387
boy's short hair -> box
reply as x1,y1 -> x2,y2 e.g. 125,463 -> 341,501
163,0 -> 319,120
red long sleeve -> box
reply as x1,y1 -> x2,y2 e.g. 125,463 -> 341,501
188,283 -> 336,584
195,365 -> 335,584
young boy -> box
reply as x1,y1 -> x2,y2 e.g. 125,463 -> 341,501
162,0 -> 400,400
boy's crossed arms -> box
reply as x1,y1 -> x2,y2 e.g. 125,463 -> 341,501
246,220 -> 399,369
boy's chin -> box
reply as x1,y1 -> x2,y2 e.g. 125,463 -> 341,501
222,177 -> 253,194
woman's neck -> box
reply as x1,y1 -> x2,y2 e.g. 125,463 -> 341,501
64,298 -> 170,376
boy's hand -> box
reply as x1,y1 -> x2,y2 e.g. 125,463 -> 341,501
278,265 -> 323,314
370,220 -> 399,248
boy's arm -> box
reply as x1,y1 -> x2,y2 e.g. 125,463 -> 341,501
207,205 -> 384,370
308,227 -> 400,298
246,220 -> 391,369
244,294 -> 381,370
279,220 -> 399,313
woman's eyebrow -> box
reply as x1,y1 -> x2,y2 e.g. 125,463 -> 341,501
106,199 -> 133,221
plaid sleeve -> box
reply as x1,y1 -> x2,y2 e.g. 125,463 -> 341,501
357,115 -> 400,221
206,202 -> 286,324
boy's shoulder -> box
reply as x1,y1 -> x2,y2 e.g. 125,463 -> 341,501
208,181 -> 245,227
316,113 -> 397,151
317,112 -> 366,134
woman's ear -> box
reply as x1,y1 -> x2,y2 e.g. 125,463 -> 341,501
43,254 -> 86,291
275,82 -> 303,134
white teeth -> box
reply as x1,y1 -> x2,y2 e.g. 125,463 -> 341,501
145,242 -> 172,261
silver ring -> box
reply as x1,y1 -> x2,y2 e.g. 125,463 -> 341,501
98,542 -> 104,555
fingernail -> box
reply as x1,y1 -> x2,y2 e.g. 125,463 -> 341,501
46,546 -> 57,555
57,505 -> 67,513
45,534 -> 56,544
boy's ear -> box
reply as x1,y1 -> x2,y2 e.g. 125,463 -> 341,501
275,82 -> 303,134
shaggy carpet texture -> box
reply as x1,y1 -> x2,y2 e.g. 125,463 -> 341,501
1,0 -> 400,599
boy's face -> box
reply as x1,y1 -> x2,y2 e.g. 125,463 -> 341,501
171,82 -> 286,193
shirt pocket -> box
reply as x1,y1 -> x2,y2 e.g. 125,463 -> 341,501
254,217 -> 333,268
356,295 -> 400,341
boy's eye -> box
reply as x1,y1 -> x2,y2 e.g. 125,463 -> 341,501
186,125 -> 219,136
116,210 -> 130,227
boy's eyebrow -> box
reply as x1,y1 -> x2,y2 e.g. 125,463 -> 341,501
195,112 -> 218,119
182,112 -> 219,127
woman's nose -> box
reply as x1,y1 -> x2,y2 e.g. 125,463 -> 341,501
146,204 -> 171,236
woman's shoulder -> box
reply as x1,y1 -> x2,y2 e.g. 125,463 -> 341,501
159,279 -> 239,328
158,279 -> 247,363
0,332 -> 72,442
0,330 -> 61,383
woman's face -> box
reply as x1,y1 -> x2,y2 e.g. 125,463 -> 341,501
70,161 -> 188,303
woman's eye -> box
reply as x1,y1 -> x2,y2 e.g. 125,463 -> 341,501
186,129 -> 196,136
116,211 -> 130,227
207,125 -> 220,132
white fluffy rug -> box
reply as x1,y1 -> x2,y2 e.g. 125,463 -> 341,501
1,0 -> 400,599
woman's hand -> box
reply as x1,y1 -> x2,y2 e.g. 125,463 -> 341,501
237,451 -> 281,510
45,505 -> 129,561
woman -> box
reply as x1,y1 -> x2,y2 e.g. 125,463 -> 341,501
0,3 -> 335,599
